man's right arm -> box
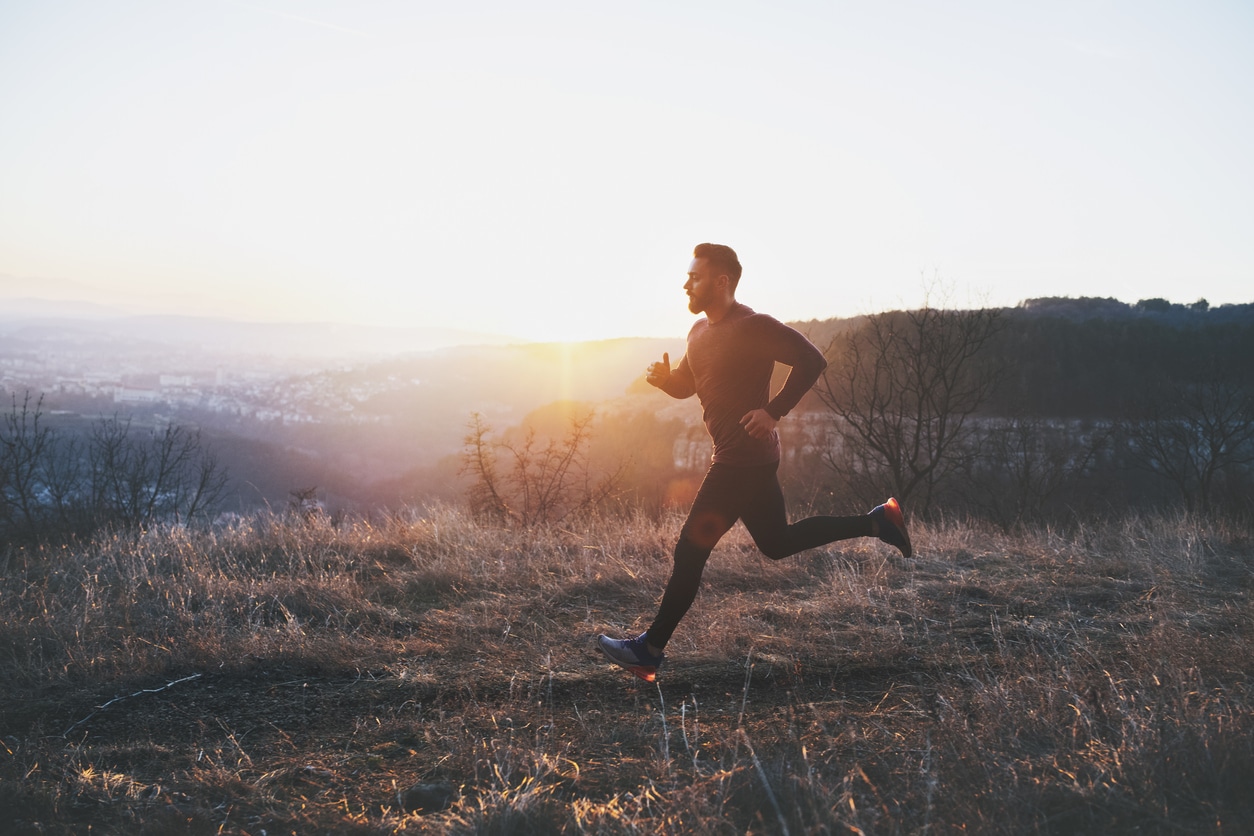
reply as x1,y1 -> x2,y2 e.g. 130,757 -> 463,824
647,352 -> 696,399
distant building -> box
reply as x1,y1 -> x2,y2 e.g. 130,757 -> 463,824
115,386 -> 160,404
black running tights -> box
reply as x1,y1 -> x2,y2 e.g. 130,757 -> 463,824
646,461 -> 872,649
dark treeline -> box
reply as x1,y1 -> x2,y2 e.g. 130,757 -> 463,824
777,296 -> 1254,528
988,297 -> 1254,418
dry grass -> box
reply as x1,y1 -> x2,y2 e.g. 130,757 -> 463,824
1,506 -> 1251,834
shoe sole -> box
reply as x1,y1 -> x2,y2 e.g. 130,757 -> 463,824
626,665 -> 658,683
598,640 -> 661,682
884,497 -> 913,558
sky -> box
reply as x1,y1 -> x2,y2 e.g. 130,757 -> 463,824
1,1 -> 1251,344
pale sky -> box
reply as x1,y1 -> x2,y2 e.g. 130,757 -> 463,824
2,1 -> 1251,343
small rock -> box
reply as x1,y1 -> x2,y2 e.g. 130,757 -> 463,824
400,781 -> 456,814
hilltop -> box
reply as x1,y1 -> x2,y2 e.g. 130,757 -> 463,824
1,509 -> 1250,832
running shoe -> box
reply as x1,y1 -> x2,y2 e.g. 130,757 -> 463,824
597,632 -> 665,682
870,497 -> 913,557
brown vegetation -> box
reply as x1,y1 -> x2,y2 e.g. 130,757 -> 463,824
1,508 -> 1251,833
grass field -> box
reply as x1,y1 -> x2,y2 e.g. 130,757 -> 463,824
1,507 -> 1251,834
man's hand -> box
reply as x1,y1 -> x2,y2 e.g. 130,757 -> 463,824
740,408 -> 777,440
646,352 -> 672,389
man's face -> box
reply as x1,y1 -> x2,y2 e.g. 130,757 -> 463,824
684,257 -> 724,315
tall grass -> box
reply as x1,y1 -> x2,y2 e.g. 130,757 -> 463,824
1,507 -> 1250,833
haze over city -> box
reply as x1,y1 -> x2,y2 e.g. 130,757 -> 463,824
2,1 -> 1252,344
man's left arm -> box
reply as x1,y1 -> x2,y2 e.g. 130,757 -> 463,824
740,319 -> 828,440
763,321 -> 828,420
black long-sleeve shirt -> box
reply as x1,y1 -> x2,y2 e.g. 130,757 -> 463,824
661,302 -> 827,466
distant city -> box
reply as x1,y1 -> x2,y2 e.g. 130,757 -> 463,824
1,347 -> 406,427
0,303 -> 686,512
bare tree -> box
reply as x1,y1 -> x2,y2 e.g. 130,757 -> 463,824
40,433 -> 88,530
0,391 -> 52,533
88,417 -> 228,528
182,444 -> 228,522
461,409 -> 622,526
1121,381 -> 1254,514
816,299 -> 1004,513
287,486 -> 324,520
1,392 -> 228,541
462,413 -> 511,521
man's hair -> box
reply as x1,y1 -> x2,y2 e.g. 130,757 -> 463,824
693,243 -> 742,287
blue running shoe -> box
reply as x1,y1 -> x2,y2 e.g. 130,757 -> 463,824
870,497 -> 913,557
598,632 -> 665,682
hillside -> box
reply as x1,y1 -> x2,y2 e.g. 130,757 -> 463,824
1,510 -> 1250,833
3,294 -> 1253,520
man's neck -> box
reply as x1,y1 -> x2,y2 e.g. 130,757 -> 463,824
704,296 -> 737,324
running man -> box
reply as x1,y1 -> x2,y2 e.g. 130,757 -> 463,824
598,243 -> 912,681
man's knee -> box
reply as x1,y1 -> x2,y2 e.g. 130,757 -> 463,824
673,535 -> 711,571
745,521 -> 793,560
683,510 -> 732,551
756,538 -> 793,561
